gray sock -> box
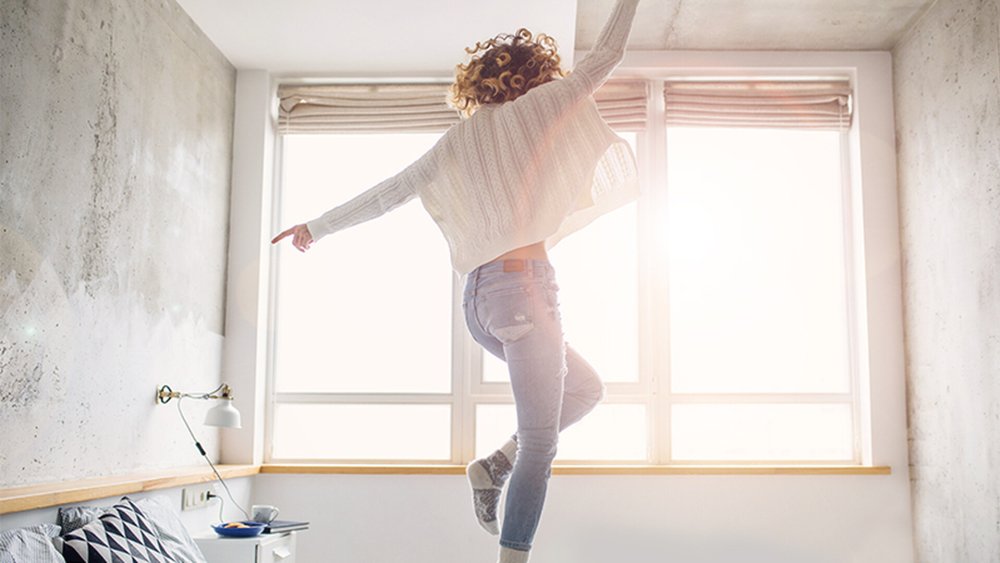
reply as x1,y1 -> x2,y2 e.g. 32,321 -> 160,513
498,545 -> 531,563
467,437 -> 517,535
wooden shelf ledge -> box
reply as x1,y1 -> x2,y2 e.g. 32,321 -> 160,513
0,465 -> 260,515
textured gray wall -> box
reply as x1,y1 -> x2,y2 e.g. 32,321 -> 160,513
893,0 -> 1000,560
577,0 -> 934,50
0,0 -> 235,486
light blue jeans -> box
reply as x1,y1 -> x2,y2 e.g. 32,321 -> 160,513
462,257 -> 606,553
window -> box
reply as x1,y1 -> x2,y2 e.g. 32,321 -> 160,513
272,133 -> 453,461
268,78 -> 862,465
664,126 -> 857,462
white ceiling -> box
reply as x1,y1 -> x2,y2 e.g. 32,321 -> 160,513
175,0 -> 936,74
173,0 -> 577,75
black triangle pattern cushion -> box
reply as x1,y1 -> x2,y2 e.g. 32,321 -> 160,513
54,497 -> 178,563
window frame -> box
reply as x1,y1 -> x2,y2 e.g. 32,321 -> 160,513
262,56 -> 888,468
652,120 -> 862,465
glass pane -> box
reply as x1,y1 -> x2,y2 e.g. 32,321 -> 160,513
666,127 -> 851,393
275,134 -> 452,393
484,133 -> 640,383
475,404 -> 516,458
483,351 -> 508,384
671,403 -> 854,461
272,403 -> 451,460
475,403 -> 647,461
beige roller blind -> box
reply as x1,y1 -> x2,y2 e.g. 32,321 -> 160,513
663,80 -> 853,131
278,83 -> 460,134
593,79 -> 648,132
278,80 -> 648,134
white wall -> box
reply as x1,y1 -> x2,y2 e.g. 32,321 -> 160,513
254,473 -> 911,562
218,70 -> 276,467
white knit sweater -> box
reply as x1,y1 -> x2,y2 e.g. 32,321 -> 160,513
306,0 -> 640,275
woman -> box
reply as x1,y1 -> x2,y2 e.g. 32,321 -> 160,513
272,0 -> 639,560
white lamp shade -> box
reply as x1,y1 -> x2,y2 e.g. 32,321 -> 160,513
204,400 -> 242,428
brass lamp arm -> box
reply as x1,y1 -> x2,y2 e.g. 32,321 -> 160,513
157,383 -> 234,404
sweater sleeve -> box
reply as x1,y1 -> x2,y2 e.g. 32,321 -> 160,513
304,144 -> 437,242
563,0 -> 640,96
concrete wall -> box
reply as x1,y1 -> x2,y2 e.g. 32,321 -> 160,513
0,0 -> 235,487
893,0 -> 1000,560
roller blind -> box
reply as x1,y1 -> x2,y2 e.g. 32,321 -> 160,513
593,79 -> 647,132
278,84 -> 460,134
663,80 -> 853,131
278,80 -> 648,134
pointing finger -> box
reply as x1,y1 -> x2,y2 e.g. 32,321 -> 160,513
271,228 -> 295,244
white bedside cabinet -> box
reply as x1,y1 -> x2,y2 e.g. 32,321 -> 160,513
194,532 -> 297,563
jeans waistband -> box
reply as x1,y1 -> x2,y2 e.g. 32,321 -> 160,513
469,258 -> 555,283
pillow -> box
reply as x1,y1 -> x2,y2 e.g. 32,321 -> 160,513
132,497 -> 206,563
57,507 -> 112,535
0,523 -> 63,563
54,497 -> 177,563
57,497 -> 205,563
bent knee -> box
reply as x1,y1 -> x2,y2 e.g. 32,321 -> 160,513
516,430 -> 559,459
594,381 -> 607,403
581,380 -> 606,404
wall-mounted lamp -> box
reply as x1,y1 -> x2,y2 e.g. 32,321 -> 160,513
156,382 -> 250,521
157,383 -> 242,428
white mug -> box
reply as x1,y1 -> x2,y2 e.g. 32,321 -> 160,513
251,504 -> 280,524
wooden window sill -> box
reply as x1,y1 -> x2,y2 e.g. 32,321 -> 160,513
259,464 -> 891,476
0,463 -> 891,514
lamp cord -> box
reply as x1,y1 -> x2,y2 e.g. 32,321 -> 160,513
177,397 -> 251,522
180,383 -> 226,401
212,492 -> 226,524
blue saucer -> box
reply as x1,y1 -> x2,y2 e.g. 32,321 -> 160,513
212,521 -> 266,537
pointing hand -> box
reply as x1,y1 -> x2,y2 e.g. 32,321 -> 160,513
271,224 -> 314,253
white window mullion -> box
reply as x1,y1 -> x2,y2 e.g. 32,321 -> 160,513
600,381 -> 653,396
453,270 -> 475,464
275,393 -> 453,404
272,457 -> 458,465
839,129 -> 865,465
467,395 -> 514,404
668,457 -> 858,466
263,132 -> 287,464
670,393 -> 855,404
644,78 -> 672,465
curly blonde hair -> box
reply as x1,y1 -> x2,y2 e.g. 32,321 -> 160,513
449,28 -> 566,117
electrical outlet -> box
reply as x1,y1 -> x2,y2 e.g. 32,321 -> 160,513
181,485 -> 213,511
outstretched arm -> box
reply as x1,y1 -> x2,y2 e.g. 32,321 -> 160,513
272,141 -> 439,252
270,176 -> 416,252
307,174 -> 419,240
564,0 -> 640,95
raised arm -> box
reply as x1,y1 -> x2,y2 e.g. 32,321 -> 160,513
564,0 -> 640,95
